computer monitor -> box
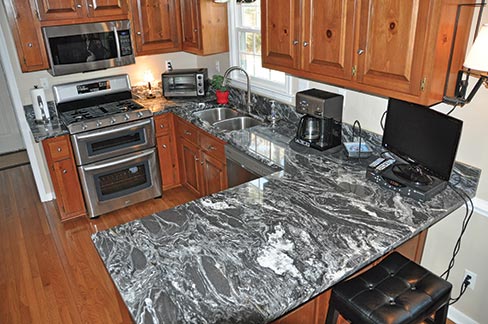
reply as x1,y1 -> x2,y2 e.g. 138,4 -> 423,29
382,98 -> 463,181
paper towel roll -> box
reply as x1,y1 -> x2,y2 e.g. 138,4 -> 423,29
30,86 -> 49,121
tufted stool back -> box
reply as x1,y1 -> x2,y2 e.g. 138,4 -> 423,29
326,252 -> 452,324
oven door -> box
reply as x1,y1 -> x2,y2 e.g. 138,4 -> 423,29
78,148 -> 161,218
71,118 -> 155,165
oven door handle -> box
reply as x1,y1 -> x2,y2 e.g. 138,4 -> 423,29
81,149 -> 154,171
74,119 -> 152,140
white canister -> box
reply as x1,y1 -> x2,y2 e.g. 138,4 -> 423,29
30,86 -> 49,122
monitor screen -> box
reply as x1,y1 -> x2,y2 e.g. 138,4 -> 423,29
382,99 -> 463,181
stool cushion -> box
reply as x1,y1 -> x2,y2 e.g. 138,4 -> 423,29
330,252 -> 452,324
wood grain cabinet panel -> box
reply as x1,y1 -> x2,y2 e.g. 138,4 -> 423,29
3,0 -> 49,72
131,0 -> 182,55
261,0 -> 474,105
155,114 -> 180,190
201,152 -> 227,196
42,135 -> 86,221
180,0 -> 229,55
178,137 -> 203,196
35,0 -> 128,21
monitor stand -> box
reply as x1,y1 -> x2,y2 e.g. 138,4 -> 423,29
391,163 -> 434,186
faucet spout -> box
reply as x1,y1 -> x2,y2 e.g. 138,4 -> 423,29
223,66 -> 252,113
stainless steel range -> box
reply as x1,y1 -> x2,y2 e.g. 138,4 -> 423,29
54,74 -> 161,218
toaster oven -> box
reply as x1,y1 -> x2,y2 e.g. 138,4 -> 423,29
162,68 -> 208,98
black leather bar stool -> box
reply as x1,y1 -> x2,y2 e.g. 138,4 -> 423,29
326,252 -> 452,324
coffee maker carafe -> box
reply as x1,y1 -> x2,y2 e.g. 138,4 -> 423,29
294,89 -> 343,151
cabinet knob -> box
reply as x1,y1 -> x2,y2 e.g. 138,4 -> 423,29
201,161 -> 204,165
195,157 -> 199,161
207,145 -> 216,151
162,144 -> 167,148
88,3 -> 93,7
357,49 -> 365,55
137,31 -> 142,36
57,147 -> 62,152
303,41 -> 309,47
293,40 -> 299,45
27,43 -> 33,48
194,28 -> 198,33
62,169 -> 67,174
76,4 -> 82,8
184,130 -> 192,135
159,124 -> 164,128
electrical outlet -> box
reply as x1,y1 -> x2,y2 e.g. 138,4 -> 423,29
215,60 -> 220,73
464,269 -> 477,290
40,77 -> 49,89
165,60 -> 173,71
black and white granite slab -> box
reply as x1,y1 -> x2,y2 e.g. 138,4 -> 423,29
92,98 -> 481,323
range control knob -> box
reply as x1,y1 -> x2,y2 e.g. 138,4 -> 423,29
137,111 -> 144,118
81,123 -> 88,130
124,113 -> 130,121
96,120 -> 103,127
110,117 -> 117,124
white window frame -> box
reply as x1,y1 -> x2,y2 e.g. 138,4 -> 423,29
227,0 -> 295,104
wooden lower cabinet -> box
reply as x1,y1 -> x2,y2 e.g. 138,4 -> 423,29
155,114 -> 180,190
42,135 -> 86,221
175,116 -> 227,197
272,230 -> 428,324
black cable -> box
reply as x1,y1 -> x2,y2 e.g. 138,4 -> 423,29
440,185 -> 474,281
449,276 -> 470,305
353,120 -> 362,159
447,104 -> 458,116
380,110 -> 387,131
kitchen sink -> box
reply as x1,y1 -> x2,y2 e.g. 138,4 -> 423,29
193,107 -> 242,125
213,116 -> 262,131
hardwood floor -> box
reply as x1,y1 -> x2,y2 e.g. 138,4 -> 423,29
0,165 -> 459,324
0,165 -> 197,324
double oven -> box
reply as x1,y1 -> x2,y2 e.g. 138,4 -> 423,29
54,74 -> 161,218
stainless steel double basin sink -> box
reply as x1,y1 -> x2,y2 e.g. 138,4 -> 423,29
193,107 -> 262,131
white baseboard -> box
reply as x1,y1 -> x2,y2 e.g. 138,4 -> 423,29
449,306 -> 479,324
473,197 -> 488,219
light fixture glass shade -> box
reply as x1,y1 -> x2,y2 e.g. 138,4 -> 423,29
464,24 -> 488,72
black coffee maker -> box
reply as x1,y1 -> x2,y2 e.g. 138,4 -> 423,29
294,89 -> 343,151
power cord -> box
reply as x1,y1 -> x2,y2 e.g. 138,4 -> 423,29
352,120 -> 362,159
447,104 -> 458,116
380,110 -> 387,131
440,184 -> 474,305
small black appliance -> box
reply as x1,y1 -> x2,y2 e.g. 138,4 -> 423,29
294,89 -> 343,151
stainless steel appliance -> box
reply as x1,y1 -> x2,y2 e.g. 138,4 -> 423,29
162,68 -> 208,98
43,20 -> 135,76
294,89 -> 343,151
54,74 -> 161,218
225,145 -> 281,188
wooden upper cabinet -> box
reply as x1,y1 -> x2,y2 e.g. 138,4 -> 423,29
131,0 -> 182,55
356,0 -> 431,96
180,0 -> 229,55
3,0 -> 49,72
301,0 -> 356,80
261,0 -> 474,106
35,0 -> 128,22
261,0 -> 300,69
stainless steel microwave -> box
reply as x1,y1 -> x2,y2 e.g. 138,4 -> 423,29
42,20 -> 135,76
162,68 -> 208,98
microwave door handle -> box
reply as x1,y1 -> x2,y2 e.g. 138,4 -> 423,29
74,119 -> 152,140
113,25 -> 122,60
82,149 -> 154,172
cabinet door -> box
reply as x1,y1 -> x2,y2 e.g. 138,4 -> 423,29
261,0 -> 300,70
180,0 -> 201,52
356,0 -> 431,95
35,0 -> 84,20
301,0 -> 355,80
3,0 -> 49,72
87,0 -> 128,18
157,133 -> 180,190
201,152 -> 227,196
132,0 -> 182,55
178,138 -> 203,196
52,159 -> 87,220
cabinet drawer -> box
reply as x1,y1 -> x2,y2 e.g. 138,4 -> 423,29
154,114 -> 172,135
200,132 -> 225,160
45,136 -> 71,161
176,118 -> 199,144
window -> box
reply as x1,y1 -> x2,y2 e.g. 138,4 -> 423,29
228,0 -> 293,103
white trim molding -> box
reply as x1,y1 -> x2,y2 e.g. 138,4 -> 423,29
473,197 -> 488,218
449,306 -> 479,324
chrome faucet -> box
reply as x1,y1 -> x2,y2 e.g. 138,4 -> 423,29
223,66 -> 252,113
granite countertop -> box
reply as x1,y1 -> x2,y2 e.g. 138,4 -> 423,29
90,96 -> 480,324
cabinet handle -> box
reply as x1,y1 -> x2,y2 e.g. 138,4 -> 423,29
303,41 -> 309,47
194,28 -> 198,33
137,31 -> 142,36
184,130 -> 192,135
357,49 -> 365,55
159,124 -> 164,128
200,161 -> 204,165
62,169 -> 67,174
57,147 -> 62,152
207,145 -> 216,151
195,157 -> 199,161
162,144 -> 167,148
293,40 -> 299,45
76,4 -> 82,8
27,43 -> 33,48
88,3 -> 93,7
